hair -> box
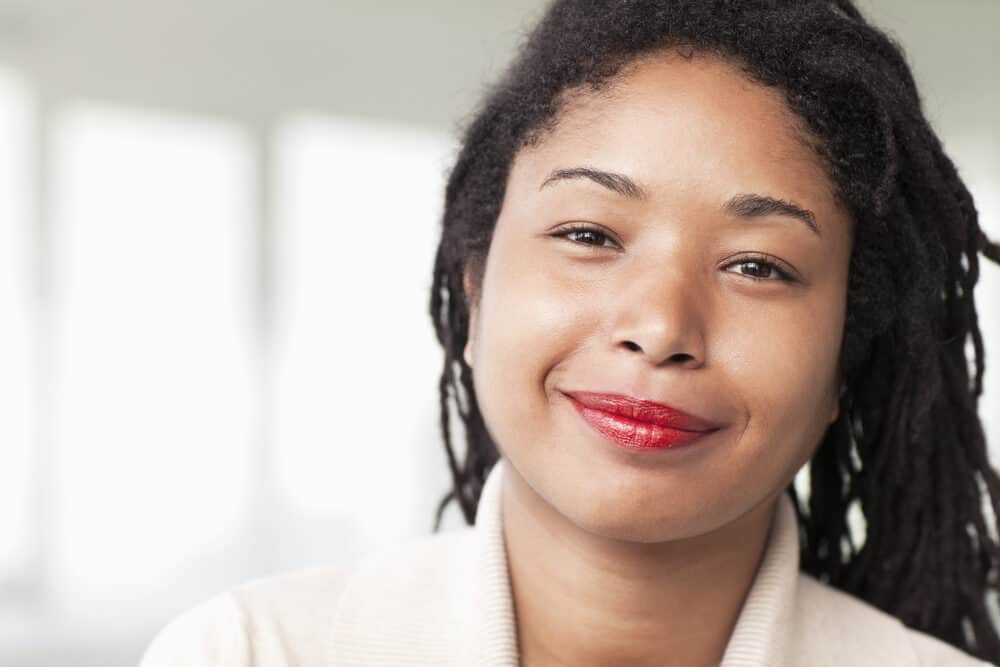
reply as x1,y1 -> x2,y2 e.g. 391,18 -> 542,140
426,0 -> 1000,660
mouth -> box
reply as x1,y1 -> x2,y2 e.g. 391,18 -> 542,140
561,390 -> 722,451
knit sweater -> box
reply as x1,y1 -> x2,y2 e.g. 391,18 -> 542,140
139,457 -> 992,666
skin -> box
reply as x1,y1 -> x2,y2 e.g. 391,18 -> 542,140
462,49 -> 854,667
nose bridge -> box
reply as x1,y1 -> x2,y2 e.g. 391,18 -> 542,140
609,250 -> 707,365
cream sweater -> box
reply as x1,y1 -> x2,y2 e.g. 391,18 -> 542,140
139,457 -> 993,666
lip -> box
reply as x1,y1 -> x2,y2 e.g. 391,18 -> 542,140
562,390 -> 723,451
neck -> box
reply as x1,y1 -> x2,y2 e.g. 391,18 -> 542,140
501,468 -> 779,667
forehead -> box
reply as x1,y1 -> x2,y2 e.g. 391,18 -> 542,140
511,51 -> 839,219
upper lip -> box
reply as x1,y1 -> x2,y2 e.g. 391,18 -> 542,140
563,390 -> 723,432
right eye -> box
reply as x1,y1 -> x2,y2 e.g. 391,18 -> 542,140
550,223 -> 620,250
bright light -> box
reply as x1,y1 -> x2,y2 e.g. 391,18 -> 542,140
946,135 -> 1000,465
47,102 -> 256,613
0,66 -> 36,589
271,113 -> 452,551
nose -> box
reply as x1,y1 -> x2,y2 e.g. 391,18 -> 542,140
609,263 -> 707,368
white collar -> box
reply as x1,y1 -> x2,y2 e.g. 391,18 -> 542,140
468,457 -> 801,666
330,456 -> 919,666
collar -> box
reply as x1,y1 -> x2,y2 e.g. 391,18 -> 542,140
330,457 -> 804,665
469,457 -> 802,666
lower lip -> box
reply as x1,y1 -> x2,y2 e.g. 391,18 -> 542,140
567,396 -> 716,451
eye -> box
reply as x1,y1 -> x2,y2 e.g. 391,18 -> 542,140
722,254 -> 796,283
551,225 -> 797,283
550,223 -> 619,250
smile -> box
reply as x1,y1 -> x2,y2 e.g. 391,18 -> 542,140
563,392 -> 721,451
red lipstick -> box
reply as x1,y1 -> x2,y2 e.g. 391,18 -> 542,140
563,390 -> 722,451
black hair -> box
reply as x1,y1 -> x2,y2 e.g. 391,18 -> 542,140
427,0 -> 1000,660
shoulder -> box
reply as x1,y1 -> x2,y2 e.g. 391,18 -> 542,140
907,630 -> 997,667
138,563 -> 355,667
138,591 -> 250,666
138,530 -> 472,667
791,573 -> 992,666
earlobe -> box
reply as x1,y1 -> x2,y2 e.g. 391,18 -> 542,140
464,307 -> 477,367
462,269 -> 476,305
830,382 -> 846,424
462,270 -> 477,368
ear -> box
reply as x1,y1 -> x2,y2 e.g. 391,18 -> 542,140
463,269 -> 477,367
830,381 -> 845,424
464,331 -> 475,367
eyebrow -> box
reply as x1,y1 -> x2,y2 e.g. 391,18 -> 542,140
539,166 -> 822,238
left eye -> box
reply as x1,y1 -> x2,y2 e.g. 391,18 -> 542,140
722,255 -> 795,283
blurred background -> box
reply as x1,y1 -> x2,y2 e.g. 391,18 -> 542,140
0,1 -> 996,665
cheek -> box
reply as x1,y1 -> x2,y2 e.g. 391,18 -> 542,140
476,243 -> 590,375
723,292 -> 845,470
470,247 -> 593,447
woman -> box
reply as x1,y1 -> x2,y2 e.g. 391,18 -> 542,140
141,1 -> 1000,665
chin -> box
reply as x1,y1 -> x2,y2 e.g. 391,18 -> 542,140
564,494 -> 719,544
587,517 -> 712,544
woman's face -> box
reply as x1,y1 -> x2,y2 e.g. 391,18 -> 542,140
463,51 -> 854,543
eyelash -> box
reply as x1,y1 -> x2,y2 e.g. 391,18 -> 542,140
550,223 -> 797,283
